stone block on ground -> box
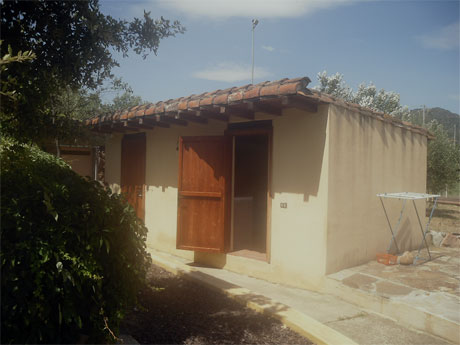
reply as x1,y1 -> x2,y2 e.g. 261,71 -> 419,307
440,233 -> 460,248
431,231 -> 445,247
398,251 -> 414,265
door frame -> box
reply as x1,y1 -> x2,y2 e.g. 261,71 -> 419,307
225,125 -> 273,263
121,132 -> 146,222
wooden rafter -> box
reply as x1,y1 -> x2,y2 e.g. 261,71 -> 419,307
177,111 -> 208,124
196,109 -> 229,122
281,95 -> 318,113
243,100 -> 282,116
143,116 -> 171,128
157,114 -> 188,126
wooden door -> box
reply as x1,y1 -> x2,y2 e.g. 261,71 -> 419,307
121,133 -> 146,221
177,136 -> 231,253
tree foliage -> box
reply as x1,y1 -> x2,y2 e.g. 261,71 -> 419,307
0,0 -> 184,143
0,2 -> 181,343
314,71 -> 459,192
315,71 -> 410,119
1,136 -> 152,344
426,121 -> 460,193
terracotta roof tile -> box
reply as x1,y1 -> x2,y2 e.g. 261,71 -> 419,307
228,90 -> 244,103
87,76 -> 431,138
135,105 -> 146,117
120,110 -> 129,120
243,86 -> 261,100
213,93 -> 229,105
178,97 -> 190,111
145,105 -> 156,116
165,101 -> 179,113
261,84 -> 281,97
188,98 -> 200,109
200,95 -> 214,106
155,102 -> 165,113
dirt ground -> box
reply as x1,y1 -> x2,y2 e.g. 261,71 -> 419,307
428,203 -> 460,233
121,265 -> 313,345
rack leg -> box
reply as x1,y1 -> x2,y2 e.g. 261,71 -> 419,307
380,197 -> 400,254
413,199 -> 433,263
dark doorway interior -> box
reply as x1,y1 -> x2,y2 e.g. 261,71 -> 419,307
232,135 -> 268,254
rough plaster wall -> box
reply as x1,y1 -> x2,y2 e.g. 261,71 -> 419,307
269,106 -> 329,286
326,104 -> 428,274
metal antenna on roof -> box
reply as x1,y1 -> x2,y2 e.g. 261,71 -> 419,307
251,19 -> 259,84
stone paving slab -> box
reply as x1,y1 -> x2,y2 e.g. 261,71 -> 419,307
326,247 -> 460,343
149,248 -> 451,345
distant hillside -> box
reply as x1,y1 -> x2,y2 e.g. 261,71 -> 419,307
410,107 -> 460,141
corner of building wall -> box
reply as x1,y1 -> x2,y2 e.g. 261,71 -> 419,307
322,103 -> 332,278
104,133 -> 122,191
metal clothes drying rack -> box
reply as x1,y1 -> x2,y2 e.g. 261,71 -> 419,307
377,192 -> 440,264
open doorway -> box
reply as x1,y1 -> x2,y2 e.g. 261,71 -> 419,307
232,132 -> 270,260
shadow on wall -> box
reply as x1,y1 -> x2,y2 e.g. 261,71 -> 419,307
388,219 -> 414,254
145,133 -> 180,190
271,110 -> 328,202
144,111 -> 328,203
145,133 -> 227,191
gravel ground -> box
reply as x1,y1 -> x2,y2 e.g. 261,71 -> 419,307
428,203 -> 459,233
120,264 -> 313,345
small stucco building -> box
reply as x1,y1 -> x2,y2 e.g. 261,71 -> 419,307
88,77 -> 431,290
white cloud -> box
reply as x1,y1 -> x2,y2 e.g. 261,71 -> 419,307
262,45 -> 275,52
192,62 -> 272,82
417,21 -> 459,50
156,0 -> 354,19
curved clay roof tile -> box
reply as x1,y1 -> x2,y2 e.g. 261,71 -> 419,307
165,101 -> 179,112
243,86 -> 262,100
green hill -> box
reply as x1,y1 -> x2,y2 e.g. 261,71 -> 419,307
410,107 -> 460,141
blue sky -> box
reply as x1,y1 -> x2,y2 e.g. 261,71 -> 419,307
100,0 -> 460,114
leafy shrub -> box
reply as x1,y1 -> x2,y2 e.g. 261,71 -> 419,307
1,137 -> 151,344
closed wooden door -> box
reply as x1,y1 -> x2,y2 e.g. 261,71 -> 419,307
177,136 -> 231,253
121,133 -> 146,221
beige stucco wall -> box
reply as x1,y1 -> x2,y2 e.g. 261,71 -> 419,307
268,106 -> 329,288
103,107 -> 330,290
142,109 -> 330,289
103,104 -> 428,288
326,104 -> 428,274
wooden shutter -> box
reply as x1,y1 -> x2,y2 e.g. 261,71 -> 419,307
177,136 -> 231,253
121,133 -> 146,221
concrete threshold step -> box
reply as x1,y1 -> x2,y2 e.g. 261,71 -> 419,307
324,271 -> 459,344
149,249 -> 451,345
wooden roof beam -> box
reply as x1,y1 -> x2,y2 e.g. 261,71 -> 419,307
143,116 -> 171,128
196,109 -> 229,122
156,114 -> 188,127
122,121 -> 140,131
93,125 -> 113,133
219,105 -> 255,120
107,123 -> 129,133
177,110 -> 208,124
281,96 -> 318,113
243,100 -> 282,116
136,118 -> 155,129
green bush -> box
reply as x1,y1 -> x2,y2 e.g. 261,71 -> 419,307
1,137 -> 151,344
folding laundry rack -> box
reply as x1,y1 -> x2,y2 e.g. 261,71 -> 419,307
377,192 -> 440,264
